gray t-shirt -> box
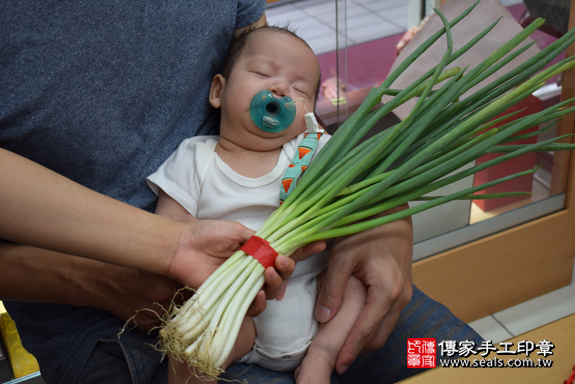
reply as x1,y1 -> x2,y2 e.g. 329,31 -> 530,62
1,1 -> 265,382
1,0 -> 264,212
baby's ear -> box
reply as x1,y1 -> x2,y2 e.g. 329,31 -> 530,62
209,74 -> 226,108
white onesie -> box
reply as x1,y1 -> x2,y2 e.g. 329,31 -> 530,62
147,133 -> 331,372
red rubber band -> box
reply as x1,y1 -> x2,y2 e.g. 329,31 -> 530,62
565,364 -> 575,384
240,236 -> 278,269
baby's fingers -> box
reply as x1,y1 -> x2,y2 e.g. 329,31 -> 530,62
274,255 -> 294,300
246,290 -> 266,317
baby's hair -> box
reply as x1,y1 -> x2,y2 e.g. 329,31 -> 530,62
220,24 -> 321,104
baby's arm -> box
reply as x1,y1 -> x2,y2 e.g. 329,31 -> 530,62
155,189 -> 194,218
155,191 -> 257,384
295,273 -> 367,384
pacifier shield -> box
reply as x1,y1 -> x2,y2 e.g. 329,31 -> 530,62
250,90 -> 296,133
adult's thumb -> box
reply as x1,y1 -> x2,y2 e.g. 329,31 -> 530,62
314,268 -> 346,323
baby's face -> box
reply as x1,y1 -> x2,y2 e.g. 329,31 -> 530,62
213,30 -> 320,151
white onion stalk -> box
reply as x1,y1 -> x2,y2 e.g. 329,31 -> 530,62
160,2 -> 575,379
159,253 -> 264,375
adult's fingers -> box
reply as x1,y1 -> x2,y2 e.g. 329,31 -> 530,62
361,283 -> 413,352
314,255 -> 353,323
168,219 -> 254,288
334,278 -> 410,373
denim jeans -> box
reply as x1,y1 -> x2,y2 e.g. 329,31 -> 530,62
77,285 -> 483,384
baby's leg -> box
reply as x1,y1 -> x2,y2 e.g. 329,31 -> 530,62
295,273 -> 367,384
168,316 -> 255,384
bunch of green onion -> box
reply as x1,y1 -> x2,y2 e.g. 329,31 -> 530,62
160,1 -> 575,378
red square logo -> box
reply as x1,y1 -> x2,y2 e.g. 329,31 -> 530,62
407,338 -> 436,368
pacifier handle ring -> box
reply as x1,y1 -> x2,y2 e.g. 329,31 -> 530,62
288,98 -> 310,114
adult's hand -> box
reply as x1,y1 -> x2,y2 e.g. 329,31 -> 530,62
164,217 -> 319,316
158,188 -> 320,318
314,204 -> 414,374
0,148 -> 314,323
85,265 -> 183,331
0,238 -> 295,331
0,239 -> 297,331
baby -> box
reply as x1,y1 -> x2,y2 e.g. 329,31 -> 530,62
147,25 -> 366,383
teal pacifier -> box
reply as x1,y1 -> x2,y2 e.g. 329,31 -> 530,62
250,90 -> 296,133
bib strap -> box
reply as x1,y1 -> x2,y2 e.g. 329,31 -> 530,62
280,131 -> 323,204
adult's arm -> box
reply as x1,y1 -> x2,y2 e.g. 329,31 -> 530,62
0,148 -> 248,285
0,10 -> 268,280
0,12 -> 274,325
1,144 -> 306,299
0,147 -> 314,325
314,204 -> 414,374
0,243 -> 181,330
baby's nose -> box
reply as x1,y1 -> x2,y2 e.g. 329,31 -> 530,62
269,80 -> 289,98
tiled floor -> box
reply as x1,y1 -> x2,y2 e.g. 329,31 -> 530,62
468,259 -> 575,343
266,0 -> 575,342
266,0 -> 407,55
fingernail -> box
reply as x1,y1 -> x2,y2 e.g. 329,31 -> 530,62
338,365 -> 349,374
315,305 -> 331,322
269,268 -> 278,279
280,256 -> 288,267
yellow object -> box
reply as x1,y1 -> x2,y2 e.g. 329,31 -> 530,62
330,97 -> 347,106
0,301 -> 40,378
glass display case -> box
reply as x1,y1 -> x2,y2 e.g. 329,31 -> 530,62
266,0 -> 575,322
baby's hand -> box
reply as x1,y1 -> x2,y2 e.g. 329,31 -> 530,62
294,341 -> 337,384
